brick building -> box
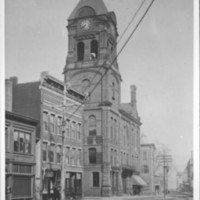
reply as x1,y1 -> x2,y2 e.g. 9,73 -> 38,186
5,79 -> 38,200
63,0 -> 144,196
140,144 -> 156,194
9,72 -> 85,200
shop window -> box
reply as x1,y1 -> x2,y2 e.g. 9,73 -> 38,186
89,148 -> 96,164
43,111 -> 48,131
77,42 -> 84,61
90,40 -> 98,60
88,115 -> 96,136
93,172 -> 100,187
13,176 -> 32,197
13,130 -> 31,154
43,142 -> 48,161
57,146 -> 61,163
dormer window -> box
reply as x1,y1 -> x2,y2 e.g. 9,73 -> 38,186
90,40 -> 98,60
77,42 -> 84,61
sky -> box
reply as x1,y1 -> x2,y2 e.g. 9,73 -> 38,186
5,0 -> 194,172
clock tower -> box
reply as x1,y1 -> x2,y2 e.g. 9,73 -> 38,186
63,0 -> 124,197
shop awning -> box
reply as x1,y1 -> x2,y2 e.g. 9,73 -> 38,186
132,175 -> 147,186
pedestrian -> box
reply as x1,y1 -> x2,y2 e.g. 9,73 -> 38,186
53,184 -> 60,200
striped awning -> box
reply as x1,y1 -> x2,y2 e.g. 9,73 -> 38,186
132,175 -> 147,186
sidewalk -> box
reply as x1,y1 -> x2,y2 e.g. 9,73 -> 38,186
83,194 -> 173,200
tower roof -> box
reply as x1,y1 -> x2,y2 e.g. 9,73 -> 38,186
69,0 -> 109,20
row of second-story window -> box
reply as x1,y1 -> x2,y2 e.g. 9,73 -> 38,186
42,142 -> 82,167
120,151 -> 139,166
13,129 -> 31,154
121,126 -> 139,149
110,148 -> 139,167
43,111 -> 81,140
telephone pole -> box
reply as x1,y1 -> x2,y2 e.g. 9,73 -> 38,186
157,150 -> 172,198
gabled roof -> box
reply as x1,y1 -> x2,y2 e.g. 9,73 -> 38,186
69,0 -> 108,20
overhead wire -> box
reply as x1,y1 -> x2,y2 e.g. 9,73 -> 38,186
80,0 -> 147,97
66,0 -> 155,120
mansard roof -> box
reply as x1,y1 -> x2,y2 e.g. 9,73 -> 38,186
69,0 -> 108,20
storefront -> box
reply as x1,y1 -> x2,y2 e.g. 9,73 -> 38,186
65,172 -> 82,200
132,175 -> 147,195
42,169 -> 61,200
6,162 -> 35,200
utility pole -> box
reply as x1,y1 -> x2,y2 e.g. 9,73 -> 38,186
157,150 -> 172,198
60,84 -> 66,200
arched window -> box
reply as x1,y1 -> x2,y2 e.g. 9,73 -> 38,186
90,40 -> 98,60
78,6 -> 95,18
77,42 -> 84,61
89,148 -> 96,164
88,115 -> 96,136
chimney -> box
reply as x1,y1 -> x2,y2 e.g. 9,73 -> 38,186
130,85 -> 137,106
5,79 -> 13,111
9,76 -> 18,85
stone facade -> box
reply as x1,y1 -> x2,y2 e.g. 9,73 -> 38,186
63,0 -> 142,196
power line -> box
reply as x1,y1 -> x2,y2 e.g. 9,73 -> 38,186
81,0 -> 147,96
67,0 -> 156,120
117,0 -> 146,44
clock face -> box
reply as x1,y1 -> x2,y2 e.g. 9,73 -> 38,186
80,19 -> 91,30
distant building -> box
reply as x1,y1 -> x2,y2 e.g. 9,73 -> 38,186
8,72 -> 85,200
63,0 -> 144,196
5,79 -> 38,200
181,153 -> 193,192
140,144 -> 156,194
167,167 -> 177,190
